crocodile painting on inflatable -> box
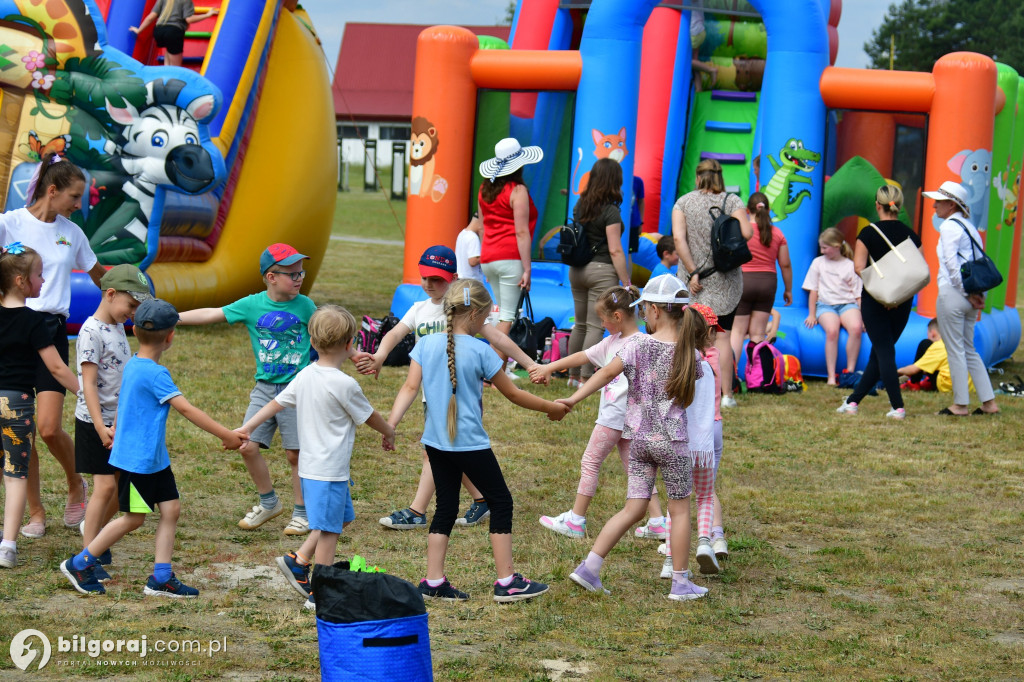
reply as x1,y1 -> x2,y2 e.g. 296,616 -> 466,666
764,138 -> 821,221
0,0 -> 225,266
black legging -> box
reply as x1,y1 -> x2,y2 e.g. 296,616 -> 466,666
425,445 -> 513,536
848,295 -> 913,409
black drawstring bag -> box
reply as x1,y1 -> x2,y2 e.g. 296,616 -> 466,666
509,290 -> 538,361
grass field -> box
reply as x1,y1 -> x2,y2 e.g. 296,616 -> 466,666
1,187 -> 1022,681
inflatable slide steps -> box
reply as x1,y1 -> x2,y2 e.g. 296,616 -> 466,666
679,89 -> 760,199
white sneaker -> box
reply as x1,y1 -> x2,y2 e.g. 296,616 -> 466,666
0,546 -> 16,568
712,536 -> 729,560
721,395 -> 737,408
886,407 -> 906,420
836,397 -> 859,415
660,555 -> 674,579
696,539 -> 720,575
237,500 -> 284,530
657,542 -> 668,556
283,516 -> 310,536
538,511 -> 586,538
505,368 -> 520,381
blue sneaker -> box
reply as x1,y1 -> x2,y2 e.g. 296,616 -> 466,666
419,577 -> 469,601
455,500 -> 490,526
97,549 -> 112,566
379,508 -> 428,530
493,573 -> 548,603
92,564 -> 112,583
143,573 -> 199,598
60,557 -> 106,595
276,551 -> 312,598
569,561 -> 610,596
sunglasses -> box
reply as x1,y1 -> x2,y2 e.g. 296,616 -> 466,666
270,270 -> 305,282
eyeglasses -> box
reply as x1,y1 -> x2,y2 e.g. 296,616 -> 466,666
270,270 -> 305,282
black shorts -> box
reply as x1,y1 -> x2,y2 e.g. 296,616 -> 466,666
717,307 -> 737,332
34,313 -> 68,395
153,24 -> 185,54
117,466 -> 179,513
75,418 -> 116,475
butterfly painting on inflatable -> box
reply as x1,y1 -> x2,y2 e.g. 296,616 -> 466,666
0,0 -> 226,266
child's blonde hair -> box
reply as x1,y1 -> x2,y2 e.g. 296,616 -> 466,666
819,227 -> 853,260
309,304 -> 357,351
0,245 -> 40,297
665,306 -> 708,408
443,279 -> 493,442
596,285 -> 640,319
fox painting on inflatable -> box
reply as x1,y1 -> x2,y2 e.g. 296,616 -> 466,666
0,0 -> 336,329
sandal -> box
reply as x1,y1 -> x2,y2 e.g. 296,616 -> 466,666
972,407 -> 1000,415
937,407 -> 968,417
998,375 -> 1023,396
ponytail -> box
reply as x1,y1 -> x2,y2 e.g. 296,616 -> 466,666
820,226 -> 853,260
748,192 -> 773,247
665,307 -> 707,408
445,303 -> 458,442
29,152 -> 85,204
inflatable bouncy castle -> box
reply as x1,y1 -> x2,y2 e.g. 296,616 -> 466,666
0,0 -> 336,328
395,0 -> 1024,375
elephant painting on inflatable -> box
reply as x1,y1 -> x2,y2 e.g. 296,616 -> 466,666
0,0 -> 225,266
931,148 -> 992,230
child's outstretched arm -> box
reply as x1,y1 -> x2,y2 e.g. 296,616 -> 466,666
480,324 -> 538,371
529,350 -> 591,384
364,410 -> 396,451
557,357 -> 624,409
490,370 -> 570,421
238,398 -> 286,441
38,346 -> 80,394
387,361 -> 423,430
169,395 -> 243,450
178,308 -> 227,325
356,321 -> 413,377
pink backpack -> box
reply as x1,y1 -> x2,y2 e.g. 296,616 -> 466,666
542,330 -> 570,364
745,338 -> 785,394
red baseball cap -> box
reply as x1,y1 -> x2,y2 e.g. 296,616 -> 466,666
260,243 -> 308,274
418,245 -> 457,282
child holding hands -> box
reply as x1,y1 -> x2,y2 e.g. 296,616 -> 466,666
531,285 -> 666,539
388,279 -> 567,602
240,305 -> 395,611
560,275 -> 710,601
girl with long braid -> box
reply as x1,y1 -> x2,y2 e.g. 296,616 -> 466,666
387,279 -> 568,602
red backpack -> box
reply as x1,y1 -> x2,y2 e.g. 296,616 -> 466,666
745,338 -> 785,394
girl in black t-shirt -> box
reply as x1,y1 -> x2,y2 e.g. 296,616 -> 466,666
0,245 -> 80,569
837,186 -> 923,419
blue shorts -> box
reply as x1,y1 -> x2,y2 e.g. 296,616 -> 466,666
816,302 -> 859,320
301,479 -> 355,533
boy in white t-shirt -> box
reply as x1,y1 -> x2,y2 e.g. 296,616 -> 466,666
239,305 -> 395,611
455,213 -> 484,282
355,245 -> 537,530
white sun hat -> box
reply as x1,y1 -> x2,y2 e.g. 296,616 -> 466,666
922,180 -> 970,216
631,274 -> 689,307
478,137 -> 544,182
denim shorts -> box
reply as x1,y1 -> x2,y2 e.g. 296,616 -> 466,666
816,302 -> 859,320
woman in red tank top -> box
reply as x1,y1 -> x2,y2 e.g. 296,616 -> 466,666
477,138 -> 542,347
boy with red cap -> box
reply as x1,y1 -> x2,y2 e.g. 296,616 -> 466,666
177,243 -> 316,534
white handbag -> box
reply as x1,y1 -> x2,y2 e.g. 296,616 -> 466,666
859,223 -> 930,306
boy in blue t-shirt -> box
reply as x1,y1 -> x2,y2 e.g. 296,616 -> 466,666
60,299 -> 243,596
178,244 -> 316,534
648,234 -> 679,281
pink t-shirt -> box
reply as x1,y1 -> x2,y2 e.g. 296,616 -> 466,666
743,223 -> 787,273
801,255 -> 861,305
584,332 -> 630,431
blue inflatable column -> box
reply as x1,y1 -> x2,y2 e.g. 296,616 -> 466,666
569,0 -> 661,252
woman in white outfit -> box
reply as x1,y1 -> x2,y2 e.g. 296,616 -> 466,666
923,181 -> 999,416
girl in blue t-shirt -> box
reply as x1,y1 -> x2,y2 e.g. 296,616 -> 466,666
387,279 -> 568,602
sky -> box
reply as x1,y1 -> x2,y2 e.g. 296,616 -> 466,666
301,0 -> 894,73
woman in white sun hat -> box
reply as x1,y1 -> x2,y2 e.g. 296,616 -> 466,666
923,180 -> 999,416
477,138 -> 544,359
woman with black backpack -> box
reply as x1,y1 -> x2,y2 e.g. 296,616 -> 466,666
566,158 -> 632,387
671,159 -> 752,407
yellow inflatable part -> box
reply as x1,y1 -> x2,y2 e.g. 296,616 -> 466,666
147,11 -> 336,309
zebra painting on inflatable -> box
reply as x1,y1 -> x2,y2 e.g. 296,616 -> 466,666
0,0 -> 226,267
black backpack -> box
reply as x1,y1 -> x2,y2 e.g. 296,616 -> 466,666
355,314 -> 414,366
557,219 -> 596,267
698,194 -> 751,277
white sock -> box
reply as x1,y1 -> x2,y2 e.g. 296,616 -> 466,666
1,540 -> 15,551
496,574 -> 514,586
425,577 -> 445,588
568,511 -> 585,525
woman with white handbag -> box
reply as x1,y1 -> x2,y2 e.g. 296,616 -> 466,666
836,185 -> 925,419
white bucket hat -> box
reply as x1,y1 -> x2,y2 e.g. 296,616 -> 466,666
478,137 -> 544,182
923,180 -> 970,216
631,274 -> 689,307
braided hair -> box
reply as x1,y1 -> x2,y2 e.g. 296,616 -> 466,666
442,279 -> 493,442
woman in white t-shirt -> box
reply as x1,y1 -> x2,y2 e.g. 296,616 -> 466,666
0,153 -> 105,537
802,227 -> 863,385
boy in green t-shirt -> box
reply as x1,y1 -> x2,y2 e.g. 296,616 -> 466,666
178,244 -> 316,534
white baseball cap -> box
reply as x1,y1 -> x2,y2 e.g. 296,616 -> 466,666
631,274 -> 689,307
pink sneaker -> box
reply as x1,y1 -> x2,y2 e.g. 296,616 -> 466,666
64,478 -> 88,528
634,521 -> 668,540
539,511 -> 585,538
20,521 -> 45,539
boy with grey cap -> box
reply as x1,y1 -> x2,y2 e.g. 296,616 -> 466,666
75,264 -> 153,581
